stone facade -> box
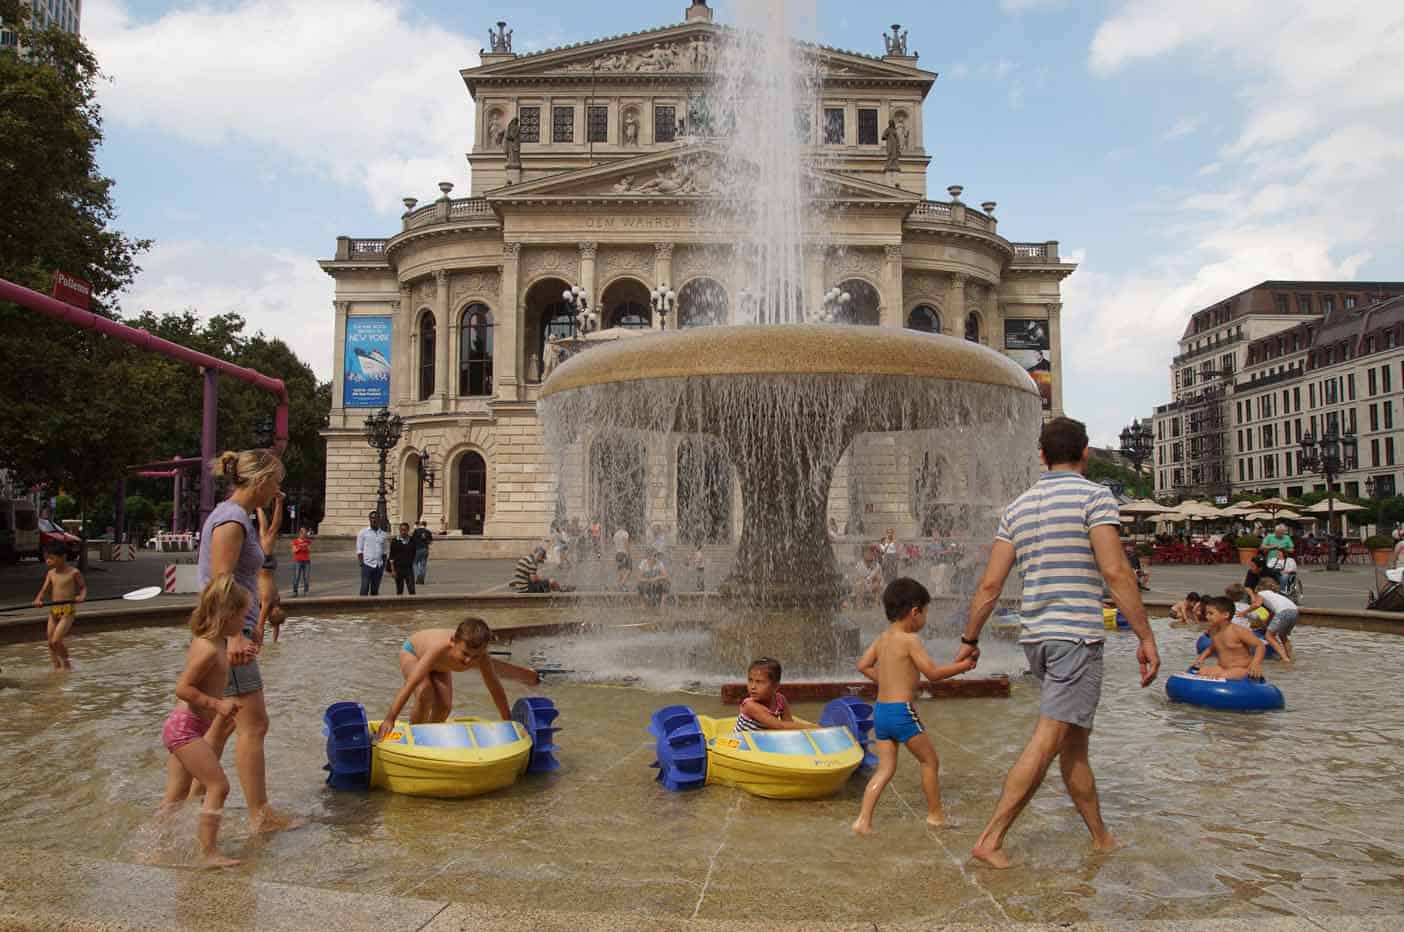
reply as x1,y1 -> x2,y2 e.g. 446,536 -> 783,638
320,4 -> 1076,553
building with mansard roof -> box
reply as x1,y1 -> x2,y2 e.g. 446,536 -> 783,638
319,2 -> 1076,553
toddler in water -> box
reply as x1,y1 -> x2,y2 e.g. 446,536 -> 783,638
32,541 -> 86,670
852,577 -> 977,835
736,658 -> 814,731
158,575 -> 249,868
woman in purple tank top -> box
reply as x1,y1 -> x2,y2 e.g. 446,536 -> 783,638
183,448 -> 299,833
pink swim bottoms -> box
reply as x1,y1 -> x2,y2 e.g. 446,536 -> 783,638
162,707 -> 213,752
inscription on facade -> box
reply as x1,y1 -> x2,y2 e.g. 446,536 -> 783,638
582,215 -> 704,231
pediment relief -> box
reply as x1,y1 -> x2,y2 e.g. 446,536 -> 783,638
471,24 -> 932,83
491,147 -> 921,204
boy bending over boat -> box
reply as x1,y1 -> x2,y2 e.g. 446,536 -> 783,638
852,577 -> 977,835
735,657 -> 815,731
375,619 -> 526,741
1194,597 -> 1266,681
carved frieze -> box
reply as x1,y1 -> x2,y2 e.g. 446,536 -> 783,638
597,246 -> 654,283
827,248 -> 883,284
451,270 -> 501,307
608,158 -> 720,196
520,246 -> 579,283
558,35 -> 714,73
903,271 -> 946,304
413,279 -> 436,306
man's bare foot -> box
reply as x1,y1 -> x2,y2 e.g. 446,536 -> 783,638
1090,835 -> 1125,854
971,843 -> 1012,869
851,820 -> 876,837
197,852 -> 241,869
925,814 -> 947,828
249,808 -> 305,834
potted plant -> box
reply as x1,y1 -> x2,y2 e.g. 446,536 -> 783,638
1365,534 -> 1395,567
1234,534 -> 1262,566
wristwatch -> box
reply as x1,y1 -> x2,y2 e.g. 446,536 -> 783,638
960,635 -> 979,647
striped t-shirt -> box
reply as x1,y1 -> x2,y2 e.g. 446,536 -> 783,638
511,555 -> 540,592
996,470 -> 1120,644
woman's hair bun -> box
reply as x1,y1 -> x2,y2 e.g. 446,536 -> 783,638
219,451 -> 238,479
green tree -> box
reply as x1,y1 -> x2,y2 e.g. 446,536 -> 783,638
0,12 -> 152,566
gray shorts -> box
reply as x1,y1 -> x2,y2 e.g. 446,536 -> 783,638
1023,639 -> 1103,729
1268,607 -> 1299,638
225,658 -> 264,697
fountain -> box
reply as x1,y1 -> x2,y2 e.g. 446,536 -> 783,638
540,1 -> 1043,613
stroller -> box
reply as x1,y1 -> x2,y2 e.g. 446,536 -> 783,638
1367,567 -> 1404,612
1268,555 -> 1303,603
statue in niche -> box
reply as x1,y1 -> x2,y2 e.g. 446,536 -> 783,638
690,35 -> 711,71
881,118 -> 902,171
622,110 -> 640,146
895,112 -> 911,150
487,112 -> 505,150
504,117 -> 521,168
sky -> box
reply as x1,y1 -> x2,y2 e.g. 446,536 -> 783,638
81,0 -> 1404,445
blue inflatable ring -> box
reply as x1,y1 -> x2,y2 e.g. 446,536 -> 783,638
1166,667 -> 1284,711
1196,630 -> 1279,661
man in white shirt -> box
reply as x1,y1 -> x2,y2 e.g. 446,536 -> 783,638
356,511 -> 389,596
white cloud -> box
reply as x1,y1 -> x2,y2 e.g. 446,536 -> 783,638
85,0 -> 482,214
1161,116 -> 1199,140
1065,0 -> 1404,444
120,240 -> 335,380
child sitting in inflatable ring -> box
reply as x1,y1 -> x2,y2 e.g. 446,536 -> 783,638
1193,596 -> 1266,681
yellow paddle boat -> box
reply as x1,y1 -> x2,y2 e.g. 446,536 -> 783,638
650,698 -> 874,800
323,698 -> 560,798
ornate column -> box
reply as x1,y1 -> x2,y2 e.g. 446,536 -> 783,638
579,242 -> 598,312
332,300 -> 349,412
496,243 -> 521,397
986,284 -> 1002,351
947,273 -> 966,338
805,247 -> 826,323
653,242 -> 673,329
1046,302 -> 1064,414
433,270 -> 450,408
881,244 -> 904,328
393,289 -> 411,406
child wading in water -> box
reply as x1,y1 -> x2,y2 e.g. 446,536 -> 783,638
736,657 -> 814,731
33,541 -> 86,670
852,577 -> 977,835
1195,596 -> 1266,680
159,575 -> 250,868
375,619 -> 530,741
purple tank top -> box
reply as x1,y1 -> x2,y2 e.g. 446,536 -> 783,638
198,499 -> 263,634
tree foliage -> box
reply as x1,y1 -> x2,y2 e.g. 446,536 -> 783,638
0,20 -> 329,541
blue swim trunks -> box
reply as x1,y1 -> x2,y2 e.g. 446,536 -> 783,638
872,701 -> 924,744
401,639 -> 416,656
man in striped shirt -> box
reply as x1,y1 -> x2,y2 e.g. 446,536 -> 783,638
511,547 -> 554,594
958,416 -> 1159,869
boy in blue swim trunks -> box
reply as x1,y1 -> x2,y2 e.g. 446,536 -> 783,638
852,577 -> 978,835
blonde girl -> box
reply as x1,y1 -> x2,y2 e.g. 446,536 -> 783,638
159,575 -> 249,868
194,448 -> 300,833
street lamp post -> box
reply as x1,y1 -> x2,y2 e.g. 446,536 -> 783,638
562,284 -> 597,336
650,283 -> 677,329
1118,418 -> 1154,487
1365,476 -> 1380,538
1298,424 -> 1357,571
818,285 -> 851,323
363,407 -> 404,531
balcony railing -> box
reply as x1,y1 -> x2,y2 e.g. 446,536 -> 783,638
332,237 -> 389,261
404,197 -> 495,232
1172,332 -> 1243,366
911,201 -> 952,221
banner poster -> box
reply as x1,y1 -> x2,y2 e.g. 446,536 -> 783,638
1004,319 -> 1052,410
343,316 -> 392,408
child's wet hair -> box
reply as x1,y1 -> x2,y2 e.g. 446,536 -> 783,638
1203,595 -> 1235,617
44,540 -> 69,558
453,617 -> 491,649
1257,578 -> 1280,593
882,576 -> 931,621
1185,591 -> 1200,603
189,575 -> 250,640
748,657 -> 782,683
1224,583 -> 1248,602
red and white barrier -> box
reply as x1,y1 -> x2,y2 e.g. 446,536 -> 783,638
108,543 -> 136,562
163,564 -> 200,594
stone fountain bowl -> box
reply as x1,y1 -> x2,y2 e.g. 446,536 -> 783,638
539,324 -> 1042,608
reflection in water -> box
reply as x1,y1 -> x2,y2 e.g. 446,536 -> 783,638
2,613 -> 1403,923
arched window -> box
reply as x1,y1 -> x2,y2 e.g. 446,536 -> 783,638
418,311 -> 436,400
459,304 -> 493,396
965,312 -> 981,343
610,300 -> 652,330
538,299 -> 575,374
457,451 -> 487,535
907,305 -> 941,334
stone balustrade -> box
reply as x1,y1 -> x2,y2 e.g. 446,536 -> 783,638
333,237 -> 389,260
1010,241 -> 1060,262
403,196 -> 494,232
